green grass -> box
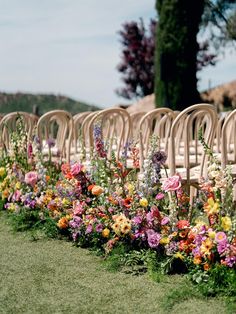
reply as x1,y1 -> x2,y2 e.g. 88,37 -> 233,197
0,213 -> 229,314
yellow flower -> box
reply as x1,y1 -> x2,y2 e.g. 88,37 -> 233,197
127,183 -> 135,195
62,198 -> 70,206
102,228 -> 110,238
204,197 -> 220,215
139,198 -> 148,207
160,237 -> 170,245
208,230 -> 216,239
112,222 -> 120,235
15,182 -> 21,190
174,252 -> 184,260
120,223 -> 131,235
0,167 -> 6,177
115,214 -> 127,224
221,216 -> 232,231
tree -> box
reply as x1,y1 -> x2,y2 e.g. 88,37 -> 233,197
116,18 -> 217,101
115,19 -> 156,100
155,0 -> 236,110
116,0 -> 235,108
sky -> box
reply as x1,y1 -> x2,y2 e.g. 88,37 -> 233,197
0,0 -> 235,109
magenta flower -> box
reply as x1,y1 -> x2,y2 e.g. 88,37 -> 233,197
162,175 -> 181,192
161,217 -> 170,225
146,229 -> 161,248
224,256 -> 236,267
155,193 -> 165,200
25,171 -> 38,187
86,224 -> 93,234
217,242 -> 229,255
132,215 -> 143,225
95,224 -> 103,233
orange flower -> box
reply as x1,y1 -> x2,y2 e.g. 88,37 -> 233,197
88,184 -> 95,191
46,175 -> 50,182
193,255 -> 202,265
2,189 -> 9,199
108,196 -> 118,205
91,185 -> 104,196
179,230 -> 189,238
57,217 -> 69,229
203,263 -> 210,271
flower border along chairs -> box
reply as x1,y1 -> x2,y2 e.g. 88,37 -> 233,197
168,104 -> 218,196
36,110 -> 74,163
87,108 -> 132,161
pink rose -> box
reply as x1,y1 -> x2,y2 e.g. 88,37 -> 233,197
162,175 -> 181,192
71,162 -> 83,177
25,171 -> 38,187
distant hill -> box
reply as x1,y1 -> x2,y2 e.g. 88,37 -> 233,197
0,92 -> 100,115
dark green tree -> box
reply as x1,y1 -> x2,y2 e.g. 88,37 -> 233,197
155,0 -> 236,110
155,0 -> 205,110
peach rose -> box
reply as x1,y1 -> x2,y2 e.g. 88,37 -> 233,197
91,185 -> 104,196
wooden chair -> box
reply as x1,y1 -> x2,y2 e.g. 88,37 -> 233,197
168,104 -> 218,195
72,111 -> 92,157
87,108 -> 132,161
130,112 -> 146,142
138,108 -> 176,173
36,110 -> 74,163
0,111 -> 36,150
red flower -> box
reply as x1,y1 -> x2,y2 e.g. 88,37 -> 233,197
123,197 -> 133,208
176,220 -> 190,229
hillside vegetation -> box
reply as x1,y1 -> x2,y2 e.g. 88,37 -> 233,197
0,92 -> 100,115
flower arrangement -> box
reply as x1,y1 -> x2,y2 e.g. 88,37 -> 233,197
0,118 -> 235,297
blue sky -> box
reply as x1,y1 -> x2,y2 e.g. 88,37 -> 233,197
0,0 -> 235,109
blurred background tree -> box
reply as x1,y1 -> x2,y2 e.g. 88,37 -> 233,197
116,0 -> 236,110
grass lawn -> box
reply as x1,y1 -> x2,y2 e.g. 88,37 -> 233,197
0,213 -> 230,314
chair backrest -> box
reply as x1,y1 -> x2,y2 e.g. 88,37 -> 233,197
138,108 -> 176,172
130,112 -> 146,141
73,111 -> 92,155
168,103 -> 218,185
0,111 -> 36,150
36,110 -> 73,162
87,108 -> 132,160
221,109 -> 236,169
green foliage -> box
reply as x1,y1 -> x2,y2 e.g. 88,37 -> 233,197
7,207 -> 59,239
155,0 -> 204,109
190,264 -> 236,297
